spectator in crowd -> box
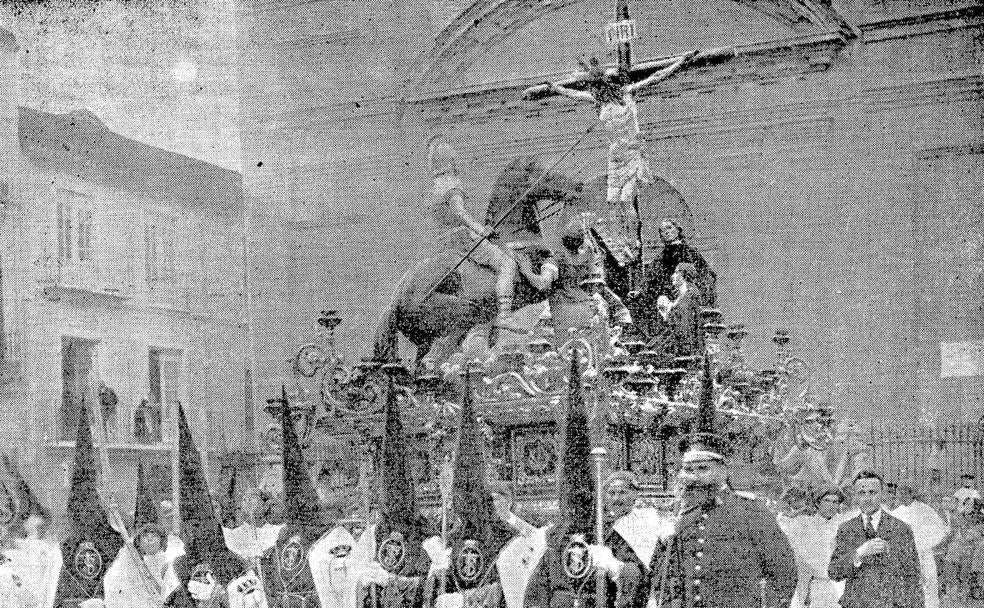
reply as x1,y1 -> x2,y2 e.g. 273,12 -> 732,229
943,497 -> 976,601
893,484 -> 949,608
789,487 -> 847,608
98,381 -> 118,437
966,501 -> 984,603
956,473 -> 981,514
829,470 -> 924,608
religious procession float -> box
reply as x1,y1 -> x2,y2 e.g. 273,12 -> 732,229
246,0 -> 867,528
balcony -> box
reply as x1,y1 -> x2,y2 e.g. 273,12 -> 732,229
41,262 -> 133,305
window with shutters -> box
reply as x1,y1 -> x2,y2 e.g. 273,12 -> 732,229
56,189 -> 95,267
147,348 -> 182,443
145,214 -> 178,286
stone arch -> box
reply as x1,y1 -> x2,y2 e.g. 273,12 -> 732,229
410,0 -> 855,93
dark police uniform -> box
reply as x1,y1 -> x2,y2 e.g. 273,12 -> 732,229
648,491 -> 796,608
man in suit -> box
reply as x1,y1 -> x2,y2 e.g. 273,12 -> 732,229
829,471 -> 924,608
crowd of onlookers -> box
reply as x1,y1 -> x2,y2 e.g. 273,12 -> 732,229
756,470 -> 984,607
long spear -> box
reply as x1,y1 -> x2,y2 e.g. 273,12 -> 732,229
419,121 -> 599,305
87,382 -> 164,603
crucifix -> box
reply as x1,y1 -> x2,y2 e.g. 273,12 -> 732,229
524,0 -> 735,276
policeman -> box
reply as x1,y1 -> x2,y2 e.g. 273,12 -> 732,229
648,432 -> 797,608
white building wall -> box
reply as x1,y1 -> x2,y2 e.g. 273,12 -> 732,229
5,161 -> 247,514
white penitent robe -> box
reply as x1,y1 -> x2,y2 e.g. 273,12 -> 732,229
0,557 -> 31,608
613,507 -> 676,566
224,523 -> 284,562
497,523 -> 551,608
893,501 -> 949,608
5,537 -> 62,608
311,525 -> 374,608
782,514 -> 845,608
104,546 -> 174,608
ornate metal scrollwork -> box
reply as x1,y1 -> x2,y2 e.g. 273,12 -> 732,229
264,302 -> 825,518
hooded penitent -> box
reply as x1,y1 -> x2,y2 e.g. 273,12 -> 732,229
524,354 -> 624,608
163,403 -> 247,608
53,401 -> 125,608
374,378 -> 431,577
262,399 -> 331,607
356,376 -> 433,608
550,354 -> 595,550
679,356 -> 730,464
446,369 -> 515,592
133,460 -> 166,548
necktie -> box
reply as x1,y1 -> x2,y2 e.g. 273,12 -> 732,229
863,514 -> 875,538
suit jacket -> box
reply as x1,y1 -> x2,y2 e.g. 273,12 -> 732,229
666,291 -> 703,358
828,510 -> 924,608
649,491 -> 797,608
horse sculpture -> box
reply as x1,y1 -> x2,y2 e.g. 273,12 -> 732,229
372,157 -> 596,370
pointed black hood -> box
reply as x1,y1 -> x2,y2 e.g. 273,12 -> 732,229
549,354 -> 596,547
171,403 -> 245,590
447,368 -> 515,589
680,356 -> 730,461
375,377 -> 431,576
53,401 -> 124,608
261,398 -> 331,606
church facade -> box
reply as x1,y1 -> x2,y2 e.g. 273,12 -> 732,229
237,0 -> 984,433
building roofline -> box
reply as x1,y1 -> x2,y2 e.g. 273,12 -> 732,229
18,106 -> 243,210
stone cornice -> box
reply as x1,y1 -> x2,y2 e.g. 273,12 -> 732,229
859,3 -> 984,43
247,7 -> 984,138
413,0 -> 857,92
253,29 -> 849,133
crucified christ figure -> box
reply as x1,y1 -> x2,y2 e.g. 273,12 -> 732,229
524,47 -> 734,268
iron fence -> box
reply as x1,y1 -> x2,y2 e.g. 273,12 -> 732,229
868,422 -> 984,490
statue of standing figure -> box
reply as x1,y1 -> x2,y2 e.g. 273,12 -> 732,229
634,218 -> 718,345
537,54 -> 697,266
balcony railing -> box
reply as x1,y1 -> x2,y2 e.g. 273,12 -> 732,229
41,261 -> 133,302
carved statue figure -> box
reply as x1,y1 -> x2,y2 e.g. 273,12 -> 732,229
774,409 -> 872,492
517,217 -> 631,347
543,54 -> 697,266
644,262 -> 704,359
428,136 -> 535,344
643,218 -> 716,306
372,155 -> 586,371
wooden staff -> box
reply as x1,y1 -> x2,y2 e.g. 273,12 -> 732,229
591,447 -> 608,608
87,389 -> 164,604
